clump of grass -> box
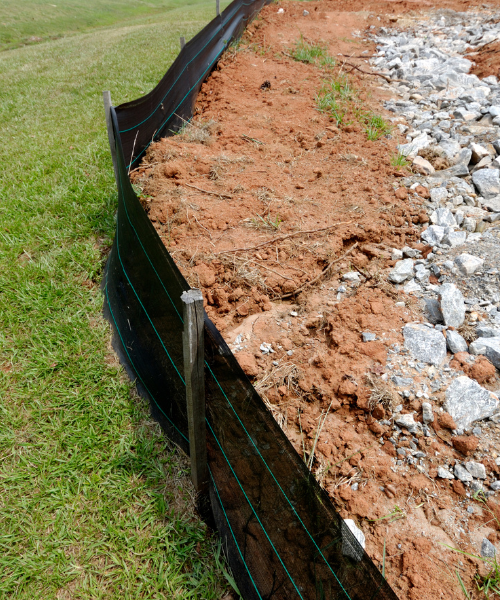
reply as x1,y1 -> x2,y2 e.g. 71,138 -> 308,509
390,152 -> 411,170
289,35 -> 335,67
248,214 -> 282,230
177,118 -> 219,144
441,542 -> 500,600
365,373 -> 399,411
362,113 -> 391,141
316,75 -> 356,125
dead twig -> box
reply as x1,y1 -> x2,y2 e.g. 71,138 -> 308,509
277,242 -> 359,300
342,61 -> 407,83
214,221 -> 352,255
246,258 -> 295,281
181,183 -> 232,199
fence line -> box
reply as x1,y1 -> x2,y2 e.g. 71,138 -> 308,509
102,1 -> 399,598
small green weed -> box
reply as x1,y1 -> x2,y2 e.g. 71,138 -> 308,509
390,152 -> 411,169
250,214 -> 282,230
289,35 -> 335,67
362,113 -> 391,141
315,75 -> 356,125
369,505 -> 406,524
441,543 -> 500,600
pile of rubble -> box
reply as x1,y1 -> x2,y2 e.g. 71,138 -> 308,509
362,10 -> 500,519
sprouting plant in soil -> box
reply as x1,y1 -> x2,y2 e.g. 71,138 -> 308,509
390,152 -> 411,170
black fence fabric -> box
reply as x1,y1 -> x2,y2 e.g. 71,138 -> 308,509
103,1 -> 400,598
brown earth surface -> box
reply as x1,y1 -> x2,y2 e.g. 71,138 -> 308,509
468,39 -> 500,78
131,2 -> 500,599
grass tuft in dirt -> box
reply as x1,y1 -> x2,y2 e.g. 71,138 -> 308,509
176,118 -> 219,144
362,113 -> 391,141
390,152 -> 411,170
365,373 -> 399,411
289,34 -> 335,67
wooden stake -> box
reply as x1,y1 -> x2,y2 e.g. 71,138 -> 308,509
216,0 -> 220,16
180,36 -> 186,50
102,91 -> 119,187
181,289 -> 208,493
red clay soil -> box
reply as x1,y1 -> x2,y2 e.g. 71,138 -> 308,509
468,39 -> 500,78
131,3 -> 500,599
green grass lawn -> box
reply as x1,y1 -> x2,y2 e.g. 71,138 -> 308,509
0,1 -> 233,597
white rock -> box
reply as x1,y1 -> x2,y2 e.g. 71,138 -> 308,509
472,168 -> 500,199
388,259 -> 414,284
395,413 -> 418,433
437,466 -> 455,479
444,376 -> 499,429
470,143 -> 491,164
430,187 -> 449,203
403,323 -> 446,366
469,337 -> 500,368
422,225 -> 445,246
465,461 -> 486,479
454,253 -> 484,276
413,156 -> 435,175
439,283 -> 465,328
422,402 -> 434,424
446,330 -> 468,354
343,272 -> 360,283
430,207 -> 456,227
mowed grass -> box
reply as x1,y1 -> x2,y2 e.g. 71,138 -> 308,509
0,2 -> 232,598
0,0 -> 210,50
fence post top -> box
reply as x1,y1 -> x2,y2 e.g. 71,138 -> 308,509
181,289 -> 203,304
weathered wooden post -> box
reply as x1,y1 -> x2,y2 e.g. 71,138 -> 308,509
216,0 -> 220,16
181,289 -> 208,493
102,91 -> 119,187
180,36 -> 186,50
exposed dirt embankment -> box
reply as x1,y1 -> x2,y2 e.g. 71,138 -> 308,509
131,2 -> 500,599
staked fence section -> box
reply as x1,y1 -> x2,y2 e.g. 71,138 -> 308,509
102,0 -> 399,597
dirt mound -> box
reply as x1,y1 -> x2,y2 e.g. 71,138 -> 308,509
131,3 -> 500,598
469,39 -> 500,78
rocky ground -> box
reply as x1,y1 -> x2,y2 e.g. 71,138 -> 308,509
131,2 -> 500,598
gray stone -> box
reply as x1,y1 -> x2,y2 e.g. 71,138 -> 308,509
465,461 -> 486,479
444,376 -> 500,429
469,337 -> 500,369
439,283 -> 465,327
422,401 -> 434,424
343,272 -> 361,283
430,163 -> 469,179
398,132 -> 431,158
362,332 -> 376,342
454,253 -> 484,275
476,326 -> 500,338
481,538 -> 497,559
404,279 -> 422,294
454,463 -> 473,482
447,330 -> 468,354
423,297 -> 444,324
422,225 -> 445,246
462,217 -> 477,232
472,169 -> 500,199
470,143 -> 491,164
342,519 -> 365,561
402,246 -> 419,258
484,212 -> 500,223
395,413 -> 418,433
388,258 -> 415,284
430,207 -> 456,227
413,156 -> 435,175
442,230 -> 467,247
391,249 -> 403,261
482,196 -> 500,213
430,187 -> 449,203
392,376 -> 414,387
491,481 -> 500,491
437,466 -> 455,479
414,265 -> 430,282
403,323 -> 447,366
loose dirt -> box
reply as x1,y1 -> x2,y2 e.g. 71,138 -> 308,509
131,2 -> 500,598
